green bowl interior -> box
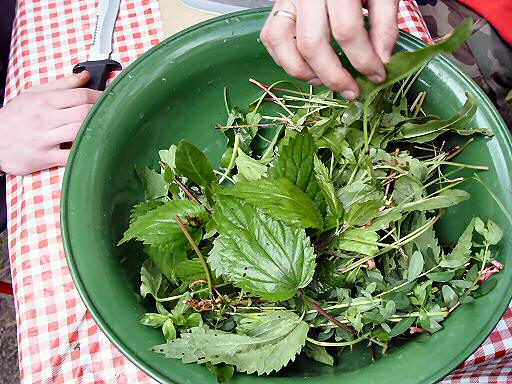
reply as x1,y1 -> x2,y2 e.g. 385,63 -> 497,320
62,9 -> 512,384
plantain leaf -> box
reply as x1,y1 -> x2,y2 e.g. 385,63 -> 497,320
209,195 -> 316,301
216,178 -> 323,229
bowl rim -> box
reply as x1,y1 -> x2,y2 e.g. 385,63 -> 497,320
61,7 -> 512,384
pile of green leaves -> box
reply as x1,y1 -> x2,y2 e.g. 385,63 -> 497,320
119,19 -> 504,382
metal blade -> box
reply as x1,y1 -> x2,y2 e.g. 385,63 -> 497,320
88,0 -> 122,61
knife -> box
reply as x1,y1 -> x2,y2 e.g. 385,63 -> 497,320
73,0 -> 122,90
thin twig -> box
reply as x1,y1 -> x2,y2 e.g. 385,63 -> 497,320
175,215 -> 214,295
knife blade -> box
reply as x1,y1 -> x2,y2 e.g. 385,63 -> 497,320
73,0 -> 122,90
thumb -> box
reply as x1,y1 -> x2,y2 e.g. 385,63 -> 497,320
31,71 -> 90,92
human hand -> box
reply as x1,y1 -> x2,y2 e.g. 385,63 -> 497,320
0,71 -> 101,175
260,0 -> 399,100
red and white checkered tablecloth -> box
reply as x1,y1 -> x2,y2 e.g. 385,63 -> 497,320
3,1 -> 511,383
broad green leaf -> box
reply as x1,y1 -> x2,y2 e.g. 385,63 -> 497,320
442,285 -> 458,308
144,246 -> 187,284
475,217 -> 503,245
407,251 -> 424,282
175,140 -> 216,187
402,189 -> 470,212
397,93 -> 479,143
140,313 -> 168,327
130,200 -> 164,223
313,155 -> 344,226
206,363 -> 235,384
135,166 -> 168,200
235,149 -> 267,182
217,178 -> 323,229
357,19 -> 473,100
389,317 -> 415,338
154,311 -> 309,375
163,319 -> 177,341
344,199 -> 383,227
159,144 -> 177,170
140,259 -> 162,299
333,228 -> 380,256
337,179 -> 383,211
119,199 -> 207,247
304,342 -> 334,366
427,271 -> 455,282
209,195 -> 316,301
316,130 -> 355,164
268,130 -> 320,201
441,218 -> 475,268
175,259 -> 207,283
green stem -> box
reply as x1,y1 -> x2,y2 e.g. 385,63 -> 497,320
157,282 -> 230,302
175,215 -> 213,295
219,133 -> 240,183
425,160 -> 490,171
306,333 -> 370,347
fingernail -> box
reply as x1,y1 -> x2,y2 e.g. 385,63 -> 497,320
308,78 -> 322,87
369,73 -> 385,83
341,90 -> 357,100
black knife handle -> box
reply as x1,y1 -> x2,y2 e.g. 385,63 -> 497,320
73,59 -> 122,91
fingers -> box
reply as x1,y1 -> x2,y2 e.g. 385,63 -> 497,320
48,148 -> 71,168
47,88 -> 101,109
30,71 -> 90,92
53,104 -> 94,127
296,0 -> 358,98
261,0 -> 317,83
327,0 -> 385,83
367,0 -> 399,63
48,123 -> 82,145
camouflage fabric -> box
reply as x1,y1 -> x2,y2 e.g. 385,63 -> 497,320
418,0 -> 512,128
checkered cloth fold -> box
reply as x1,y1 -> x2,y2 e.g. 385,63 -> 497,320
4,1 -> 511,383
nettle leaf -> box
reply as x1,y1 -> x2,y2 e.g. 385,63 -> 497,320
154,311 -> 309,375
313,155 -> 344,227
235,149 -> 267,182
441,218 -> 475,268
217,178 -> 323,229
135,166 -> 168,200
119,199 -> 207,248
407,251 -> 424,282
357,18 -> 473,100
175,139 -> 216,187
397,93 -> 478,143
144,246 -> 187,284
268,130 -> 320,201
333,228 -> 379,256
402,189 -> 470,212
130,200 -> 164,223
209,195 -> 316,301
140,259 -> 162,299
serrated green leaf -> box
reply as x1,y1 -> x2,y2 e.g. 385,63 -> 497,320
135,166 -> 168,200
441,218 -> 475,268
154,311 -> 309,375
175,140 -> 215,187
118,199 -> 207,247
209,195 -> 316,301
217,178 -> 323,229
407,251 -> 424,282
402,189 -> 470,212
475,218 -> 503,245
313,155 -> 344,226
333,228 -> 379,256
268,130 -> 320,201
235,149 -> 267,182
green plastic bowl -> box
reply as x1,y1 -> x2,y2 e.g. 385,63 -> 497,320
61,9 -> 512,384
